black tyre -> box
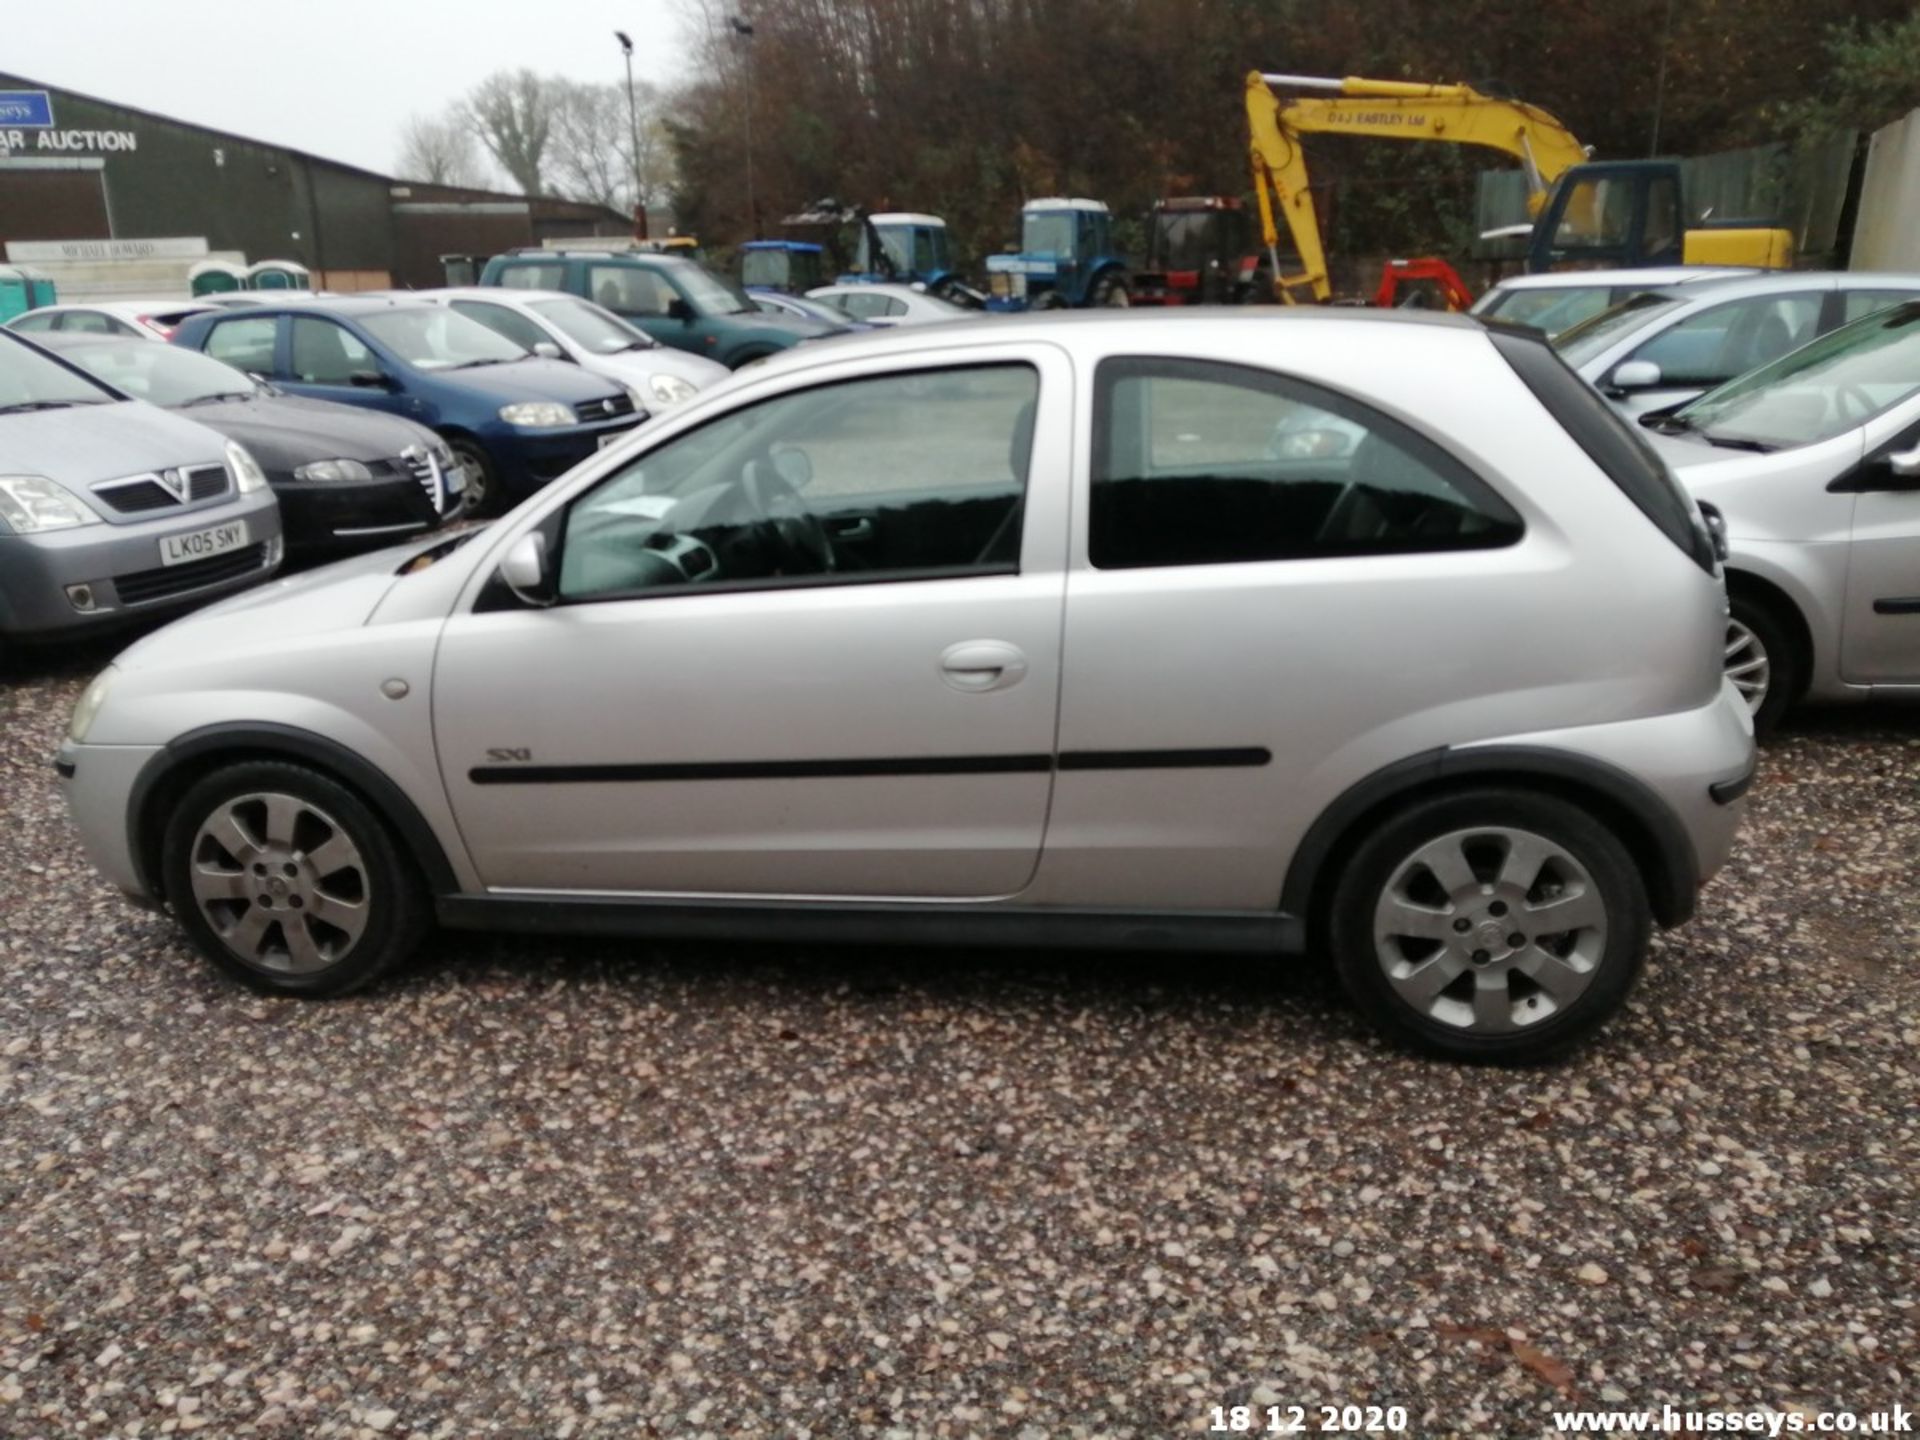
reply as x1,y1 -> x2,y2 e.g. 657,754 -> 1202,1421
1726,590 -> 1803,735
446,435 -> 501,517
1092,272 -> 1131,308
728,347 -> 776,369
1328,788 -> 1650,1063
161,760 -> 430,997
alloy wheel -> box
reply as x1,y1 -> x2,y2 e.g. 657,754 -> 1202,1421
1372,826 -> 1609,1035
1724,617 -> 1770,714
188,792 -> 370,974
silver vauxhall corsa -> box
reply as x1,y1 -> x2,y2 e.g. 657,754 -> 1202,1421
58,311 -> 1754,1061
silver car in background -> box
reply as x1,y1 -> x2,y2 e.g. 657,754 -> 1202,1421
0,329 -> 282,659
58,311 -> 1752,1062
1469,266 -> 1755,339
416,287 -> 730,412
1555,270 -> 1920,417
1646,299 -> 1920,729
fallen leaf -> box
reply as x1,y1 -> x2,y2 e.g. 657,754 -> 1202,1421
1512,1339 -> 1576,1397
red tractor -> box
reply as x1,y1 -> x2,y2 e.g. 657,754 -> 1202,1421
1131,196 -> 1265,306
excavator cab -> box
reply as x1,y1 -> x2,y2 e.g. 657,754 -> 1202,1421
1529,161 -> 1794,273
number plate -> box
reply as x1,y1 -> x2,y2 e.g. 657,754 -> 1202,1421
443,465 -> 466,494
159,520 -> 248,567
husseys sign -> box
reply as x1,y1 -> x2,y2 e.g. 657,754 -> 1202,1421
0,90 -> 138,155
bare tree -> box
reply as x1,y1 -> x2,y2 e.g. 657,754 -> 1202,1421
460,69 -> 554,195
394,111 -> 484,188
547,79 -> 679,213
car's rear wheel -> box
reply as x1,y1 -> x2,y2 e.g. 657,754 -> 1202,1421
1329,789 -> 1649,1062
446,436 -> 500,517
1726,591 -> 1802,733
161,761 -> 429,997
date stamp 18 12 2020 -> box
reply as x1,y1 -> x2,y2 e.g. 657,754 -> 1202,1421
1210,1404 -> 1411,1434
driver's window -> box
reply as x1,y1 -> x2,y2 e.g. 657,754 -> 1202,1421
1090,357 -> 1521,569
558,363 -> 1040,603
591,265 -> 670,317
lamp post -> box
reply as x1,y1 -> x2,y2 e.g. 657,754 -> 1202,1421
730,14 -> 756,237
615,30 -> 648,239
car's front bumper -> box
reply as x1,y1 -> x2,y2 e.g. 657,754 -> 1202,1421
487,416 -> 645,500
56,737 -> 164,901
0,489 -> 283,640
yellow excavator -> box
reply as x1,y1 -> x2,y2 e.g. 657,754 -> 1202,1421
1245,70 -> 1794,304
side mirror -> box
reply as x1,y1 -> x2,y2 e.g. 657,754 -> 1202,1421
349,369 -> 394,390
499,531 -> 555,607
665,298 -> 695,323
531,340 -> 565,360
1889,444 -> 1920,479
1609,359 -> 1663,392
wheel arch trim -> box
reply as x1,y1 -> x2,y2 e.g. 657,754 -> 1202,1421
1281,744 -> 1700,933
127,722 -> 462,898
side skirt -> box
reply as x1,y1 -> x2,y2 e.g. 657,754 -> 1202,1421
436,894 -> 1305,955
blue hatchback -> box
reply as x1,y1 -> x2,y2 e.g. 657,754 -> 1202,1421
172,297 -> 643,512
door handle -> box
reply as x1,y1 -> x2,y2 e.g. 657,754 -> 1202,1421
939,640 -> 1028,693
827,516 -> 875,540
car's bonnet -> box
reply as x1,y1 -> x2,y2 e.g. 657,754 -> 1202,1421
418,356 -> 623,405
113,538 -> 426,673
2,399 -> 228,487
183,395 -> 436,467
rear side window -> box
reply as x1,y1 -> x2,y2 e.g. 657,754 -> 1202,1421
496,263 -> 564,291
204,315 -> 278,373
1627,292 -> 1820,388
1488,325 -> 1712,573
1841,289 -> 1919,324
1089,357 -> 1521,570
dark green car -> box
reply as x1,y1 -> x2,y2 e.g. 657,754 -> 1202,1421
478,249 -> 837,369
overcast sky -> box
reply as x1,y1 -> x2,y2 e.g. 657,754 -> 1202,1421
9,0 -> 698,179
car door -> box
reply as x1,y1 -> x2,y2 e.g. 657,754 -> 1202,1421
1840,397 -> 1920,684
1043,355 -> 1529,911
278,315 -> 418,422
431,344 -> 1070,897
588,263 -> 704,355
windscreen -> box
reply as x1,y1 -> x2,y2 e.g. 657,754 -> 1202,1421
361,307 -> 526,369
0,333 -> 116,410
530,298 -> 654,354
1554,292 -> 1686,369
60,341 -> 256,405
1675,301 -> 1920,451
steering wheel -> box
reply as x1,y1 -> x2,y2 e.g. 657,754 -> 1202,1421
740,457 -> 834,575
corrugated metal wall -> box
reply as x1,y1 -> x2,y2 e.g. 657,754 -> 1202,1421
1850,110 -> 1920,271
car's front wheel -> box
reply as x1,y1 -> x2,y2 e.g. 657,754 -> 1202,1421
1726,592 -> 1802,733
161,761 -> 430,996
1329,789 -> 1650,1062
446,436 -> 500,517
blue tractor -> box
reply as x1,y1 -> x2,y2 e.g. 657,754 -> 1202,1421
778,201 -> 983,306
985,198 -> 1131,311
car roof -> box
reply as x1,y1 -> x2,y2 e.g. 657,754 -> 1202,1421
1640,270 -> 1920,308
190,294 -> 441,318
810,282 -> 923,298
28,332 -> 146,349
507,249 -> 694,268
741,305 -> 1485,379
1485,267 -> 1758,293
31,299 -> 213,314
414,286 -> 577,305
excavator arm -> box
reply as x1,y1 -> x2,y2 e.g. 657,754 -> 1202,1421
1245,71 -> 1590,303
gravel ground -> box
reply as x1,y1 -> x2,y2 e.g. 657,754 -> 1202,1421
2,636 -> 1916,1440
